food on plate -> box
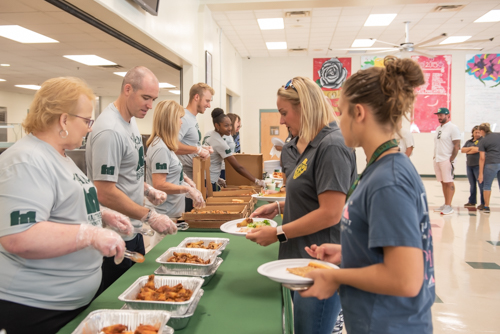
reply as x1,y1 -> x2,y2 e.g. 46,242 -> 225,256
286,262 -> 334,277
237,219 -> 271,232
259,191 -> 286,197
136,274 -> 193,302
273,172 -> 285,179
101,323 -> 159,334
232,199 -> 245,203
185,240 -> 222,249
236,217 -> 253,227
167,252 -> 211,264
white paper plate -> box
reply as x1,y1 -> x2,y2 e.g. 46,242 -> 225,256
271,137 -> 285,147
219,218 -> 278,236
257,258 -> 339,284
251,193 -> 286,202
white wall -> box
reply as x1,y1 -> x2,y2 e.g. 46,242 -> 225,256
0,90 -> 35,141
240,51 -> 500,176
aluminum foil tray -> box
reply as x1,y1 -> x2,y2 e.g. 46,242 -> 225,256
156,247 -> 219,275
123,289 -> 204,331
177,237 -> 230,252
118,275 -> 203,315
71,309 -> 171,334
155,257 -> 223,286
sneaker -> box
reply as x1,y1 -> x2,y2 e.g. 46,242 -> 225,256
484,206 -> 490,213
477,204 -> 485,210
441,205 -> 454,215
434,204 -> 445,212
464,202 -> 476,207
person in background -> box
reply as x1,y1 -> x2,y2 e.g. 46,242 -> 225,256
301,56 -> 434,334
86,66 -> 177,295
432,107 -> 461,215
0,77 -> 129,334
396,119 -> 414,157
247,77 -> 357,334
461,125 -> 484,210
203,108 -> 266,191
227,113 -> 241,153
219,111 -> 237,186
478,123 -> 500,214
145,100 -> 205,246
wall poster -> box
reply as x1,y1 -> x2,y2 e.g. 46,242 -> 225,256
360,55 -> 386,69
411,55 -> 452,133
313,57 -> 351,115
465,53 -> 500,132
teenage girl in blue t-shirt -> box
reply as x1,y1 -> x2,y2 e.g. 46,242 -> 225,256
300,56 -> 435,334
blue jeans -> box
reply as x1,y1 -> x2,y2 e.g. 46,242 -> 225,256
467,165 -> 485,205
483,163 -> 500,191
291,290 -> 341,334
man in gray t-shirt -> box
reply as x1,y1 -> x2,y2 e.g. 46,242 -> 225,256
86,66 -> 176,294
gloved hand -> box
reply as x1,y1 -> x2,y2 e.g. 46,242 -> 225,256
255,179 -> 266,188
141,208 -> 177,235
196,146 -> 210,159
183,182 -> 206,209
76,224 -> 126,264
101,207 -> 133,236
203,145 -> 214,154
184,176 -> 197,189
217,178 -> 227,188
144,184 -> 167,206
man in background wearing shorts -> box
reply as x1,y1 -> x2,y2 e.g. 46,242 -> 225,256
433,107 -> 461,215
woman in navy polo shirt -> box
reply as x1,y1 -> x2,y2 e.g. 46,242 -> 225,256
300,56 -> 435,334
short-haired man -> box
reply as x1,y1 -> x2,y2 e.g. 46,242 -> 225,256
176,83 -> 215,210
433,107 -> 461,215
86,66 -> 177,294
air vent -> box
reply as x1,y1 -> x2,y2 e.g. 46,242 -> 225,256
285,11 -> 310,18
97,65 -> 124,69
289,48 -> 307,53
433,5 -> 464,12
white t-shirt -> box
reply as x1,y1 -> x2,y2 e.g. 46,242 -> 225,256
434,121 -> 461,162
0,134 -> 103,310
177,109 -> 201,179
221,135 -> 236,171
86,103 -> 145,240
396,128 -> 415,156
146,137 -> 185,218
203,130 -> 233,183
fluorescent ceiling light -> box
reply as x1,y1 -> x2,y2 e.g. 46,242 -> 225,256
266,42 -> 287,50
15,85 -> 41,90
352,39 -> 376,47
159,82 -> 175,88
0,79 -> 5,82
0,25 -> 58,43
439,36 -> 471,44
258,18 -> 284,30
0,64 -> 10,67
475,10 -> 500,22
169,90 -> 181,95
364,14 -> 397,26
63,55 -> 116,66
113,72 -> 127,77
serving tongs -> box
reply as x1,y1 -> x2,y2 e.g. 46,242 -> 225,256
176,222 -> 189,231
124,250 -> 145,263
134,227 -> 155,237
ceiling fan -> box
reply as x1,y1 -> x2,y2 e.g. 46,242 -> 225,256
333,21 -> 494,58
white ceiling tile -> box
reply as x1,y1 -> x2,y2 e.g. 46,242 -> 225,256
253,10 -> 284,18
211,12 -> 227,21
341,7 -> 372,16
285,17 -> 311,24
370,5 -> 405,14
312,16 -> 339,23
312,8 -> 342,17
424,12 -> 457,19
225,11 -> 255,20
230,19 -> 257,26
311,21 -> 337,29
400,4 -> 436,14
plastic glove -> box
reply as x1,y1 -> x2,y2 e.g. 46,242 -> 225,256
76,224 -> 126,264
144,184 -> 167,206
255,179 -> 266,188
184,176 -> 197,189
101,207 -> 133,236
141,209 -> 177,235
184,184 -> 206,209
203,145 -> 214,154
217,178 -> 227,188
196,146 -> 210,159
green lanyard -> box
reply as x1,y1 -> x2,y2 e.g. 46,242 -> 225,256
346,139 -> 398,200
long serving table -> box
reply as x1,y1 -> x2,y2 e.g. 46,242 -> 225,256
58,207 -> 292,334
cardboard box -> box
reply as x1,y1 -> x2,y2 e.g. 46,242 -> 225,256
222,185 -> 262,192
225,153 -> 264,186
182,204 -> 247,221
206,196 -> 256,211
192,157 -> 213,200
212,189 -> 256,197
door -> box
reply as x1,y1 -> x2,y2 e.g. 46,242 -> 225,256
260,109 -> 288,161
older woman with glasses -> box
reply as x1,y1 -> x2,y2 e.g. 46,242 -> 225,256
247,77 -> 357,334
0,77 -> 131,334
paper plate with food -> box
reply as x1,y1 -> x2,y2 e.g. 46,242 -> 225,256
251,190 -> 286,202
257,258 -> 339,286
219,217 -> 278,236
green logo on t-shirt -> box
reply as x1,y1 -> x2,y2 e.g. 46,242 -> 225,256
10,211 -> 36,226
202,135 -> 209,146
180,165 -> 185,183
84,187 -> 100,215
225,149 -> 231,154
132,135 -> 145,180
196,123 -> 201,142
156,163 -> 167,170
101,165 -> 115,175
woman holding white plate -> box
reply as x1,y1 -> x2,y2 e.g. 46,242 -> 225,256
247,77 -> 356,334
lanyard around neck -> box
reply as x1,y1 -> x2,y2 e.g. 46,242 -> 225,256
346,139 -> 398,200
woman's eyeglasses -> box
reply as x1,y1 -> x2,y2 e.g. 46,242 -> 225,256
69,114 -> 94,129
284,79 -> 298,93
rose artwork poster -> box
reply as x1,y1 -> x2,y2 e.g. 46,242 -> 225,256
313,57 -> 351,115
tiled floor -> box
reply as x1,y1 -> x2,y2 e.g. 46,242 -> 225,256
425,177 -> 500,333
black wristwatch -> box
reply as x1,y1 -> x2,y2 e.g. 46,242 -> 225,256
277,225 -> 288,243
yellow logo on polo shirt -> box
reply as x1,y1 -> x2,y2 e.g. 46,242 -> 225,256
293,158 -> 308,179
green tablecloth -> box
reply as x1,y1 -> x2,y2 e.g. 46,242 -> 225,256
58,229 -> 284,334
